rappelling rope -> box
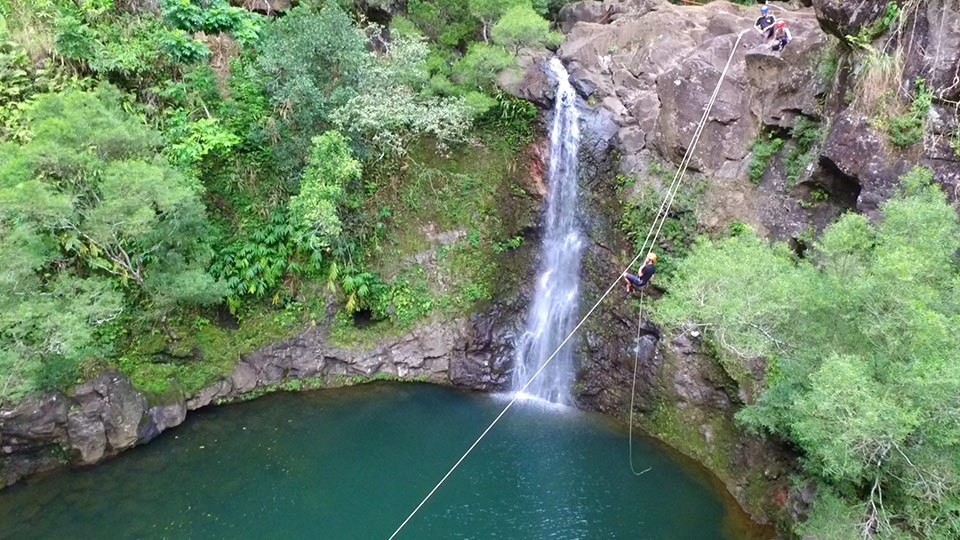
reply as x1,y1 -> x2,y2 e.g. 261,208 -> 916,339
387,29 -> 748,540
628,289 -> 652,476
625,29 -> 748,476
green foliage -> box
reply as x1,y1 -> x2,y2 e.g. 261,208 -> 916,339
490,4 -> 561,53
619,168 -> 706,277
748,131 -> 783,185
784,116 -> 821,187
469,0 -> 525,39
453,42 -> 515,90
406,0 -> 476,49
257,4 -> 367,132
657,167 -> 960,538
888,78 -> 931,148
0,86 -> 225,308
330,35 -> 473,156
0,26 -> 79,141
210,210 -> 309,314
492,235 -> 523,252
289,130 -> 362,246
816,38 -> 840,86
161,0 -> 262,46
162,110 -> 241,175
846,1 -> 899,49
375,266 -> 433,326
477,92 -> 537,150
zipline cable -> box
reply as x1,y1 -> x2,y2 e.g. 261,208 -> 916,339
388,29 -> 748,540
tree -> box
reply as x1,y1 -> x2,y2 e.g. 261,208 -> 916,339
656,167 -> 960,538
0,86 -> 225,308
468,0 -> 526,42
490,4 -> 561,53
257,4 -> 368,131
330,35 -> 473,157
288,130 -> 362,247
452,42 -> 516,90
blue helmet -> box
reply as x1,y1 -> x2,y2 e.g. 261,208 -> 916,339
760,5 -> 770,14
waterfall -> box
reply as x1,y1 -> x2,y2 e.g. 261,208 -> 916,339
511,58 -> 585,405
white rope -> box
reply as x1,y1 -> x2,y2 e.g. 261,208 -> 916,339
388,29 -> 748,540
626,29 -> 747,475
628,289 -> 652,476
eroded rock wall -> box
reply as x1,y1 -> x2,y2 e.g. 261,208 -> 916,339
0,315 -> 513,488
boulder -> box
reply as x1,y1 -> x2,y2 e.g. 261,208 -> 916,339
0,394 -> 68,443
901,0 -> 960,102
744,26 -> 830,128
820,112 -> 914,217
66,412 -> 107,463
68,371 -> 148,463
651,34 -> 755,171
812,0 -> 889,40
497,49 -> 555,107
139,399 -> 187,444
557,0 -> 660,34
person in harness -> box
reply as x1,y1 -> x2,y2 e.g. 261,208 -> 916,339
755,5 -> 776,39
623,252 -> 657,293
771,20 -> 792,51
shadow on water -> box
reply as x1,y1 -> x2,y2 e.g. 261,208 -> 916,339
0,383 -> 773,539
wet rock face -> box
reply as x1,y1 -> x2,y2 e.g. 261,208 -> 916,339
812,0 -> 889,41
0,371 -> 155,487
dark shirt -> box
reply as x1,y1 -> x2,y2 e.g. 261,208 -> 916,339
755,15 -> 775,33
638,263 -> 656,283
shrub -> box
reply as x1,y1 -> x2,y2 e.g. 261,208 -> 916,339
748,132 -> 783,185
888,78 -> 931,148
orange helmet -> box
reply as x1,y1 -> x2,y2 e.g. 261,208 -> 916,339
646,252 -> 658,263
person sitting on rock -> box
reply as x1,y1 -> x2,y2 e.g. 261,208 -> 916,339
623,252 -> 657,293
755,5 -> 776,39
771,20 -> 792,52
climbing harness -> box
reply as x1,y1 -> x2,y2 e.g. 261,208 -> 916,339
388,29 -> 749,540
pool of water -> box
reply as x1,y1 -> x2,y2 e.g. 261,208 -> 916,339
0,383 -> 771,539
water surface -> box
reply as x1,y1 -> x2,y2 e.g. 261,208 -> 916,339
0,383 -> 770,539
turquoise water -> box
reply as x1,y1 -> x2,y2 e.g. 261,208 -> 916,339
0,383 -> 770,539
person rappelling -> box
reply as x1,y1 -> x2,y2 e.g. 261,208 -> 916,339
623,252 -> 657,293
755,5 -> 776,39
771,20 -> 792,51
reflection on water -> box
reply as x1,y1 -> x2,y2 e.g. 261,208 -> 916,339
0,383 -> 771,539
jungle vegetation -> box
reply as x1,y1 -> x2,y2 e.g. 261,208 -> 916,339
0,0 -> 553,401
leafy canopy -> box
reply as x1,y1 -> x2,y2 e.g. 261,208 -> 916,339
0,86 -> 225,306
490,3 -> 561,53
0,86 -> 226,402
656,167 -> 960,538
